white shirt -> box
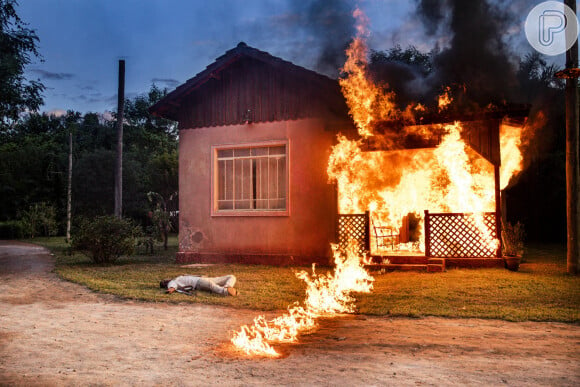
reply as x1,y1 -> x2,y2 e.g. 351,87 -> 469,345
166,275 -> 200,290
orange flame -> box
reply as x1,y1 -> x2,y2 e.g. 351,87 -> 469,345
339,8 -> 398,138
230,241 -> 374,357
438,86 -> 452,112
328,122 -> 499,253
499,120 -> 524,190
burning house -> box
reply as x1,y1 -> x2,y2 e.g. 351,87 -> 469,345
151,40 -> 528,270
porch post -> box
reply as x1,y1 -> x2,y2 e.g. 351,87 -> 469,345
364,211 -> 371,253
494,164 -> 502,257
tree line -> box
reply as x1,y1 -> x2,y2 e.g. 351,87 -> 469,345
0,85 -> 178,239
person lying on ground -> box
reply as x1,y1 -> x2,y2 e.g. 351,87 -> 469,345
159,275 -> 238,296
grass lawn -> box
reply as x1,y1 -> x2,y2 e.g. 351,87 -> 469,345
26,237 -> 580,322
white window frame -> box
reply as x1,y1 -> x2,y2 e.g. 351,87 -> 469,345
211,140 -> 290,217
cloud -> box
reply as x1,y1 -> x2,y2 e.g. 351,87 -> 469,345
46,109 -> 67,117
151,78 -> 180,88
101,111 -> 114,122
31,69 -> 75,80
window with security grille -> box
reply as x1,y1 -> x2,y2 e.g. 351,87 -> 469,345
216,144 -> 287,212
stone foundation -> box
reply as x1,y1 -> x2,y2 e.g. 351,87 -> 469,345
176,252 -> 331,267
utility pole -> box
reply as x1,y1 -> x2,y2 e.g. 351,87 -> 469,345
114,59 -> 125,218
66,130 -> 72,243
557,0 -> 580,274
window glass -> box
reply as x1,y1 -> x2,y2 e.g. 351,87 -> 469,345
216,144 -> 287,212
233,148 -> 250,157
253,148 -> 268,156
269,146 -> 285,155
217,149 -> 233,158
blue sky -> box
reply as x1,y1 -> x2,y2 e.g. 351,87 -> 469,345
17,0 -> 553,115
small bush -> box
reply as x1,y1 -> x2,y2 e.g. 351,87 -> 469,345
502,221 -> 525,257
72,216 -> 142,264
18,202 -> 59,238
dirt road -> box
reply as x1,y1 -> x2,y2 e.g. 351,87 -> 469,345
0,241 -> 578,386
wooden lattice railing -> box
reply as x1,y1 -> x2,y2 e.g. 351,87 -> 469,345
424,210 -> 500,258
336,212 -> 370,255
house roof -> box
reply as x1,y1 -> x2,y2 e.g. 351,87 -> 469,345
149,42 -> 346,123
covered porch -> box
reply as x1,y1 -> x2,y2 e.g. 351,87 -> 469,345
333,112 -> 528,271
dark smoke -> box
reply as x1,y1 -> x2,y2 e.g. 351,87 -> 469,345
416,0 -> 521,109
290,0 -> 356,77
417,0 -> 448,35
369,46 -> 433,109
291,0 -> 525,110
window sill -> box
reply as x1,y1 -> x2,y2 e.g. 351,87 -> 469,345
211,209 -> 289,217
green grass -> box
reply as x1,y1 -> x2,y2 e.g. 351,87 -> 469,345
25,237 -> 580,322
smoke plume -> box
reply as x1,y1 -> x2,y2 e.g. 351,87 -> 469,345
416,0 -> 521,109
290,0 -> 356,77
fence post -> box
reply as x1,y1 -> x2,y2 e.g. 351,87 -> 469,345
495,164 -> 502,258
335,214 -> 341,245
424,210 -> 431,257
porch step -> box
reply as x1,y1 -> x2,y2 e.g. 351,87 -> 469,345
365,256 -> 446,273
427,258 -> 446,272
370,255 -> 428,265
365,263 -> 428,272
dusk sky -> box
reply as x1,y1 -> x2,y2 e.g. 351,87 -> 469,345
17,0 -> 553,116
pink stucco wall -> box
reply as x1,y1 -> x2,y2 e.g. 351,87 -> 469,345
177,118 -> 338,265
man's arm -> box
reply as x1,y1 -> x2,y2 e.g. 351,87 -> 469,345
166,279 -> 178,293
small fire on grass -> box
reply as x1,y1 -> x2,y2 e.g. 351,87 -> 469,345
230,241 -> 374,358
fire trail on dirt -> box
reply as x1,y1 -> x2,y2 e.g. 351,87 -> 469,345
231,242 -> 373,357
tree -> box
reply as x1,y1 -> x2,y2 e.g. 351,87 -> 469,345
0,0 -> 44,130
0,112 -> 69,222
124,84 -> 176,137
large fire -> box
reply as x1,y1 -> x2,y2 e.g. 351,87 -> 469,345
230,7 -> 529,357
327,121 -> 500,253
330,7 -> 527,255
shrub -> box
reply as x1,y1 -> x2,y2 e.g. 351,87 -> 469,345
18,202 -> 59,238
72,216 -> 142,264
502,221 -> 525,257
